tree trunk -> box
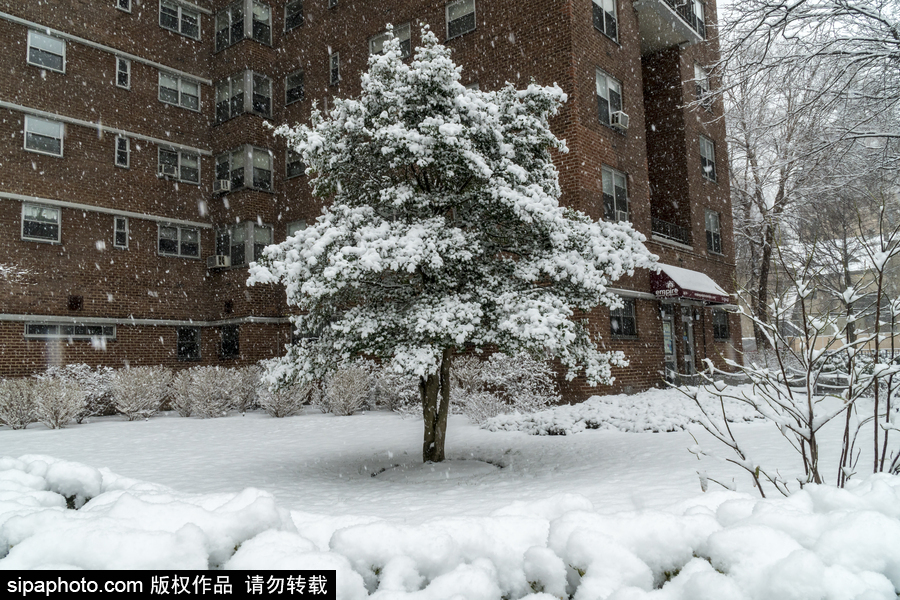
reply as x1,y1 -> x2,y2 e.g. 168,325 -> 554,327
420,348 -> 453,462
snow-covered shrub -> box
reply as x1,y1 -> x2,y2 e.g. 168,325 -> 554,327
0,378 -> 38,429
259,383 -> 317,418
452,353 -> 560,425
111,366 -> 172,421
373,367 -> 420,415
318,365 -> 371,416
235,365 -> 263,413
37,364 -> 115,423
34,378 -> 85,429
189,366 -> 242,418
170,369 -> 193,417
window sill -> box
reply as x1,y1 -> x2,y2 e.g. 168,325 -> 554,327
27,63 -> 65,74
22,237 -> 61,245
177,356 -> 202,362
158,254 -> 201,260
24,148 -> 63,158
592,26 -> 619,46
611,335 -> 639,341
598,121 -> 627,136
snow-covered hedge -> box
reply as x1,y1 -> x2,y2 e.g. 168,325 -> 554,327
37,364 -> 115,423
0,379 -> 38,430
111,366 -> 172,421
258,383 -> 316,418
1,455 -> 898,599
485,386 -> 761,435
317,365 -> 371,416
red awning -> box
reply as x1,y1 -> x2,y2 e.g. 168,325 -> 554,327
650,263 -> 731,304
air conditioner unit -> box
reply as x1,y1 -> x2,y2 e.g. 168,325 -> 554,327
207,255 -> 230,269
213,179 -> 231,194
616,210 -> 629,222
158,164 -> 178,177
610,110 -> 630,130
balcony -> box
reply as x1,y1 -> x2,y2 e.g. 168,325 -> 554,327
633,0 -> 705,55
651,217 -> 691,246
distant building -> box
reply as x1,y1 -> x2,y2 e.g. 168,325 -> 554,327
0,0 -> 739,396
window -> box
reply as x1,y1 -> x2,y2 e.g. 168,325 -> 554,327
712,310 -> 729,341
158,224 -> 200,258
177,327 -> 200,360
160,0 -> 200,39
117,0 -> 132,12
285,70 -> 304,105
596,69 -> 622,128
216,71 -> 271,121
116,57 -> 131,89
216,222 -> 273,267
221,325 -> 240,358
694,64 -> 711,110
287,220 -> 307,237
158,148 -> 200,183
27,31 -> 65,73
705,209 -> 722,254
115,136 -> 130,168
285,0 -> 303,31
689,0 -> 706,37
24,116 -> 63,157
602,166 -> 628,222
22,204 -> 60,243
699,135 -> 716,181
447,0 -> 475,39
216,145 -> 273,191
330,52 -> 340,85
216,1 -> 271,51
286,150 -> 305,178
114,217 -> 128,249
159,72 -> 200,110
25,323 -> 116,340
370,23 -> 411,58
610,298 -> 637,337
591,0 -> 617,41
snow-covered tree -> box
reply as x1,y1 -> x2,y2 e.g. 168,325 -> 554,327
249,26 -> 656,462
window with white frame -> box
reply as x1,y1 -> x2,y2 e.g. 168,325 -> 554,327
601,166 -> 628,222
159,72 -> 200,110
215,145 -> 273,191
329,52 -> 340,85
159,0 -> 200,39
596,69 -> 623,128
115,136 -> 130,167
158,224 -> 199,258
610,298 -> 637,337
285,70 -> 304,105
215,222 -> 273,267
27,31 -> 65,73
699,135 -> 716,181
25,323 -> 116,340
705,209 -> 722,254
690,0 -> 706,37
287,220 -> 307,237
286,149 -> 305,178
215,71 -> 271,121
116,57 -> 130,89
22,204 -> 60,243
712,309 -> 729,340
24,116 -> 63,157
117,0 -> 132,12
215,1 -> 271,51
158,147 -> 200,183
370,22 -> 411,58
114,217 -> 128,249
591,0 -> 617,41
177,327 -> 200,359
285,0 -> 303,31
447,0 -> 475,39
694,64 -> 711,110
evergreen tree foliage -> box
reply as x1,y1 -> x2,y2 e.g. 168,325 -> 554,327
250,26 -> 656,461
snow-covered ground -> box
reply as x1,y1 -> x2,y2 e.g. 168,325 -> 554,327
2,387 -> 899,599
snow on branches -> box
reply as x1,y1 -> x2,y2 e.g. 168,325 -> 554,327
250,25 -> 655,394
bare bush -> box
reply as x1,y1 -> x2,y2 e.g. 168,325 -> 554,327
318,366 -> 371,416
34,378 -> 85,429
190,367 -> 242,418
111,366 -> 172,421
37,364 -> 115,423
259,382 -> 317,418
170,369 -> 194,417
373,367 -> 420,415
451,353 -> 560,425
0,378 -> 38,430
235,365 -> 263,413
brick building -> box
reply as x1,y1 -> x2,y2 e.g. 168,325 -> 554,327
0,0 -> 739,396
